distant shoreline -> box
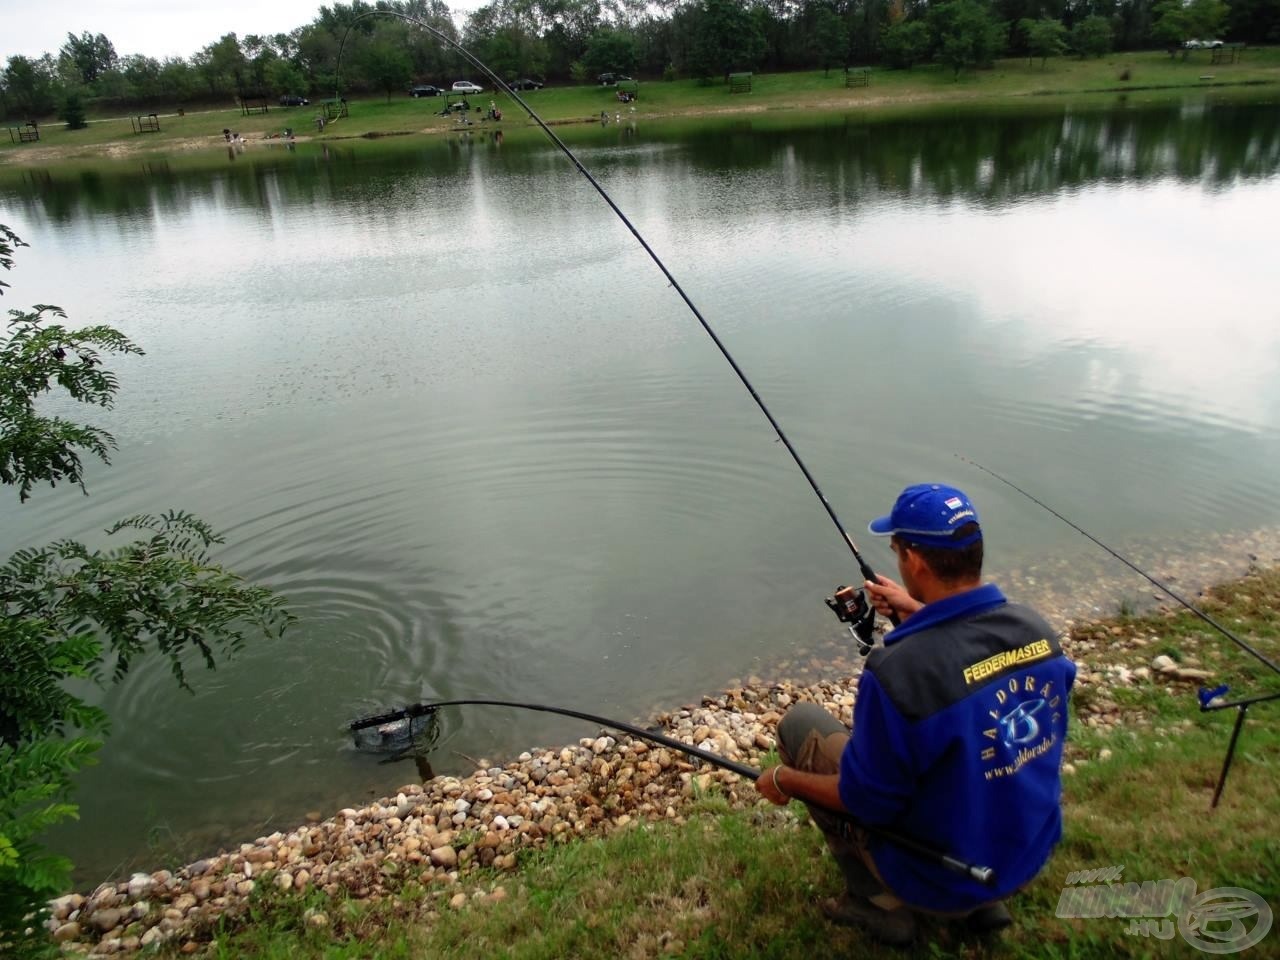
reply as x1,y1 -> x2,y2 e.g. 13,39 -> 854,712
3,51 -> 1278,168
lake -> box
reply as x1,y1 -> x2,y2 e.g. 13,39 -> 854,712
2,93 -> 1279,883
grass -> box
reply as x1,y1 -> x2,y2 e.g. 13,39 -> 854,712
172,567 -> 1280,959
4,48 -> 1280,163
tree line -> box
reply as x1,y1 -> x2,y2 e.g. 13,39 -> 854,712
1,0 -> 1274,120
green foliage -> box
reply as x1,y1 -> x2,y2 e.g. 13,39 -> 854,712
58,92 -> 88,131
810,8 -> 848,76
357,39 -> 413,102
3,0 -> 1279,123
0,225 -> 291,949
684,0 -> 768,81
0,731 -> 101,895
1,511 -> 291,686
1019,17 -> 1067,68
58,32 -> 118,87
880,20 -> 931,69
582,28 -> 640,78
0,305 -> 142,502
1153,0 -> 1229,50
0,226 -> 28,297
928,0 -> 1004,77
2,55 -> 59,118
265,59 -> 309,98
1071,16 -> 1114,58
463,0 -> 550,87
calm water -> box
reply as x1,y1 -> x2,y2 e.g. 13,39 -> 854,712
2,95 -> 1279,882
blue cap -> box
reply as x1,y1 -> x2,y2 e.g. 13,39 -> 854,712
869,483 -> 982,550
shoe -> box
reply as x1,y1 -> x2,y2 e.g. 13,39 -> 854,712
820,893 -> 917,947
963,900 -> 1013,934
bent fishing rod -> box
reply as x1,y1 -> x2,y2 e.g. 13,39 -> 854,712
336,11 -> 887,647
351,697 -> 995,886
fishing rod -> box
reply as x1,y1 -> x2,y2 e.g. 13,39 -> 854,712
958,456 -> 1280,677
959,456 -> 1280,806
350,698 -> 996,886
334,11 -> 887,649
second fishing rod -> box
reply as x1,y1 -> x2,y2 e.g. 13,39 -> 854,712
336,11 -> 891,651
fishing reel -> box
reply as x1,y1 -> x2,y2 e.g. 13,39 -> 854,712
825,585 -> 877,656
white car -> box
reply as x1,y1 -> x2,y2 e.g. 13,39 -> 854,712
452,81 -> 484,94
1183,39 -> 1224,48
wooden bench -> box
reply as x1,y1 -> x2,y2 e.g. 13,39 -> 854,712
845,69 -> 871,88
131,114 -> 161,134
240,93 -> 271,116
319,98 -> 349,121
729,72 -> 752,94
1211,44 -> 1244,65
8,122 -> 40,144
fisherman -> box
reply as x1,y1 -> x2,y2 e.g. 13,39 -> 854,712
758,483 -> 1076,947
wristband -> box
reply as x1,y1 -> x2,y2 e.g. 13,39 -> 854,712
771,766 -> 789,798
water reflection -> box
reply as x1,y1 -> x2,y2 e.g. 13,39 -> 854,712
4,98 -> 1278,228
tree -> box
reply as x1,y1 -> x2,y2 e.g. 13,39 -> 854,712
811,7 -> 849,75
1020,16 -> 1067,67
463,1 -> 550,85
880,19 -> 931,67
1226,0 -> 1280,44
0,225 -> 290,947
157,57 -> 202,103
928,0 -> 1004,77
357,38 -> 414,101
266,58 -> 308,98
539,0 -> 605,77
195,33 -> 248,96
59,91 -> 87,130
2,56 -> 58,118
57,32 -> 118,87
1153,0 -> 1227,51
685,0 -> 767,81
582,27 -> 640,77
1070,14 -> 1113,56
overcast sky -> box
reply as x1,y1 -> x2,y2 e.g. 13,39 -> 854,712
1,0 -> 481,66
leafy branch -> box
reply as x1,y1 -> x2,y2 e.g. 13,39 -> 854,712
1,306 -> 144,501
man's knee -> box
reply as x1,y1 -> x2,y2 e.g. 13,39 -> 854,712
778,703 -> 847,768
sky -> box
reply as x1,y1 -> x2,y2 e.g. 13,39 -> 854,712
1,0 -> 482,66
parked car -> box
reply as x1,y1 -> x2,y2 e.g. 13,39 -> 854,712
597,73 -> 633,86
1183,39 -> 1224,48
508,78 -> 544,90
279,95 -> 309,106
409,85 -> 441,97
452,80 -> 484,94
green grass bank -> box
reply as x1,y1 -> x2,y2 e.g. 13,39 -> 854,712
4,48 -> 1280,165
143,567 -> 1280,960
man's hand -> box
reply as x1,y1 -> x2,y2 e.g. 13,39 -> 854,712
865,574 -> 923,622
756,765 -> 791,806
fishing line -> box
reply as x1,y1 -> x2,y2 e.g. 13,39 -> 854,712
958,455 -> 1280,677
351,698 -> 996,885
959,457 -> 1280,805
334,12 -> 887,603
